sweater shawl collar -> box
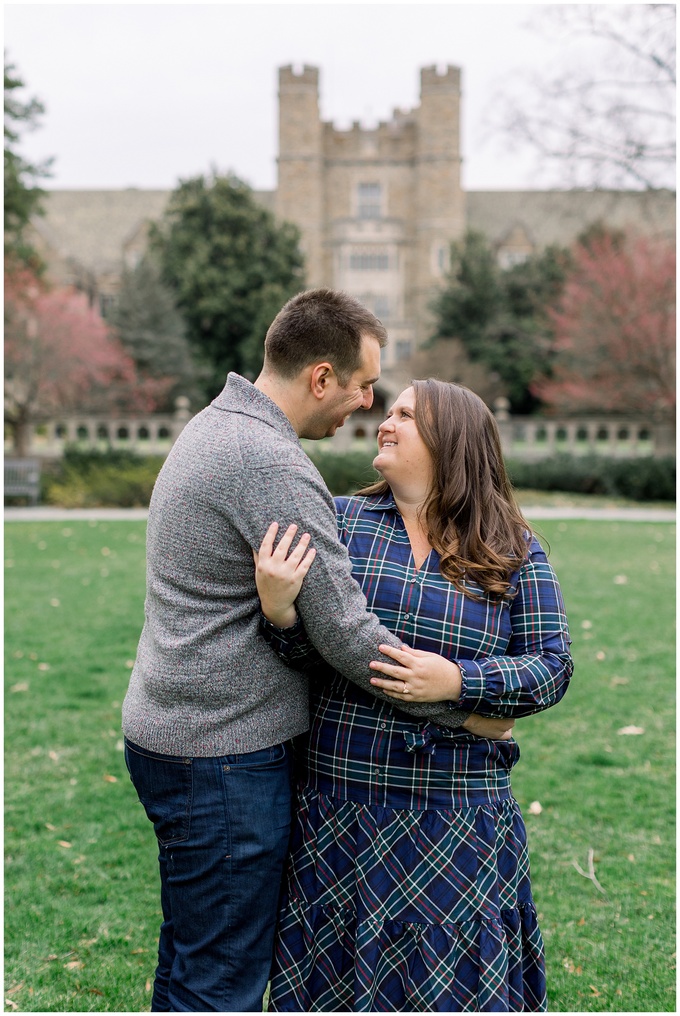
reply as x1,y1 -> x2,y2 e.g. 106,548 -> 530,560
211,372 -> 299,444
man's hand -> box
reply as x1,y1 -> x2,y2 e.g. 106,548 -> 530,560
462,713 -> 515,740
253,522 -> 316,628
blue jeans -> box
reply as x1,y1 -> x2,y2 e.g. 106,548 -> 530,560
124,738 -> 293,1012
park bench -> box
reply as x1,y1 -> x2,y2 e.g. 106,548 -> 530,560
4,458 -> 41,506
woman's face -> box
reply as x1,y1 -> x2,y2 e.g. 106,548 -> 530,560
373,387 -> 434,492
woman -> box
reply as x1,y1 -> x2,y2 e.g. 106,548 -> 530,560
256,379 -> 573,1012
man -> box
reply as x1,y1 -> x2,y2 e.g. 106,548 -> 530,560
122,288 -> 508,1012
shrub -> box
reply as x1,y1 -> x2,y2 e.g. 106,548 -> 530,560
44,447 -> 164,508
40,447 -> 675,507
306,448 -> 380,497
506,454 -> 675,502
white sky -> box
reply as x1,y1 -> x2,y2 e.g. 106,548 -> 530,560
4,2 -> 627,193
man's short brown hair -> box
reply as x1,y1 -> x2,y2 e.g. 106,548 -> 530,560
264,288 -> 387,385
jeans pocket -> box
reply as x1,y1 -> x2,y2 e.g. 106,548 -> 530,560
225,742 -> 288,769
125,740 -> 193,846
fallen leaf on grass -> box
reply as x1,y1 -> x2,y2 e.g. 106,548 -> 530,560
528,801 -> 542,815
613,574 -> 628,584
10,683 -> 29,693
145,979 -> 152,992
589,985 -> 602,996
131,948 -> 148,954
618,726 -> 645,735
64,961 -> 84,970
45,823 -> 56,831
57,841 -> 72,849
628,854 -> 635,861
103,774 -> 118,783
5,999 -> 18,1010
6,983 -> 24,996
89,989 -> 104,996
595,651 -> 606,661
609,676 -> 629,687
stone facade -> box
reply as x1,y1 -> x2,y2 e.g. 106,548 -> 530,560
27,63 -> 675,405
277,65 -> 465,385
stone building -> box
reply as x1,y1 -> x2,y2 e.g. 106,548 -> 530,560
28,63 -> 675,404
277,64 -> 465,375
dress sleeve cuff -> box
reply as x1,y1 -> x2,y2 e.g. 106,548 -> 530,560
259,613 -> 304,636
455,659 -> 486,710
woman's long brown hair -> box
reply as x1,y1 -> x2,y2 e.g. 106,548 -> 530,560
357,379 -> 530,599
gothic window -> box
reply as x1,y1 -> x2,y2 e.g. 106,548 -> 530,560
349,247 -> 390,270
357,182 -> 383,219
432,242 -> 450,277
373,295 -> 390,319
99,293 -> 118,319
497,249 -> 530,269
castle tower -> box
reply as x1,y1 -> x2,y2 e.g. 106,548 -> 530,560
275,64 -> 465,395
414,66 -> 465,344
276,66 -> 325,287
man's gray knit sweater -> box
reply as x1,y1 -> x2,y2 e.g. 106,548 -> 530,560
122,373 -> 466,756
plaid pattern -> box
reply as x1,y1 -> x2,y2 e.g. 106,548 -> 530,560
264,492 -> 572,717
270,790 -> 546,1012
265,494 -> 572,1012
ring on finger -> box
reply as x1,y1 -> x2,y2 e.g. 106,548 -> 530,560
402,684 -> 410,694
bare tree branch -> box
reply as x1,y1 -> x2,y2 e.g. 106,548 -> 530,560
486,5 -> 676,190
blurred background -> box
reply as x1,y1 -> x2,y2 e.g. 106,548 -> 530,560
4,3 -> 675,506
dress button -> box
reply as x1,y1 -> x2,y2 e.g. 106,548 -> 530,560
404,614 -> 410,620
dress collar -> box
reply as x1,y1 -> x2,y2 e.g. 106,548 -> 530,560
362,491 -> 399,514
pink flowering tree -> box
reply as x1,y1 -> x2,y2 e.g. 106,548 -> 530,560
5,266 -> 172,455
532,233 -> 676,421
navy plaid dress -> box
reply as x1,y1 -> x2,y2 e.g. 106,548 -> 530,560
263,493 -> 573,1013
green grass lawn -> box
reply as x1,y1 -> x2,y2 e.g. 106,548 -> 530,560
4,516 -> 676,1012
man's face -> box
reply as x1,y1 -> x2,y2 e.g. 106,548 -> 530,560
307,334 -> 382,440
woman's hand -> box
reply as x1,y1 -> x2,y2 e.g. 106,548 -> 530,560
369,643 -> 463,703
253,522 -> 316,628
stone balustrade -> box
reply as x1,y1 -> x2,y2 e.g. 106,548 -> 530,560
6,398 -> 192,459
322,402 -> 675,459
5,397 -> 674,461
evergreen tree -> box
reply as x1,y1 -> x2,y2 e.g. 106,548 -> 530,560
110,257 -> 208,411
150,172 -> 305,393
431,231 -> 569,414
4,57 -> 53,268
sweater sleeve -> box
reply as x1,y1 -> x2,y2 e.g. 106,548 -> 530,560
234,457 -> 468,730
